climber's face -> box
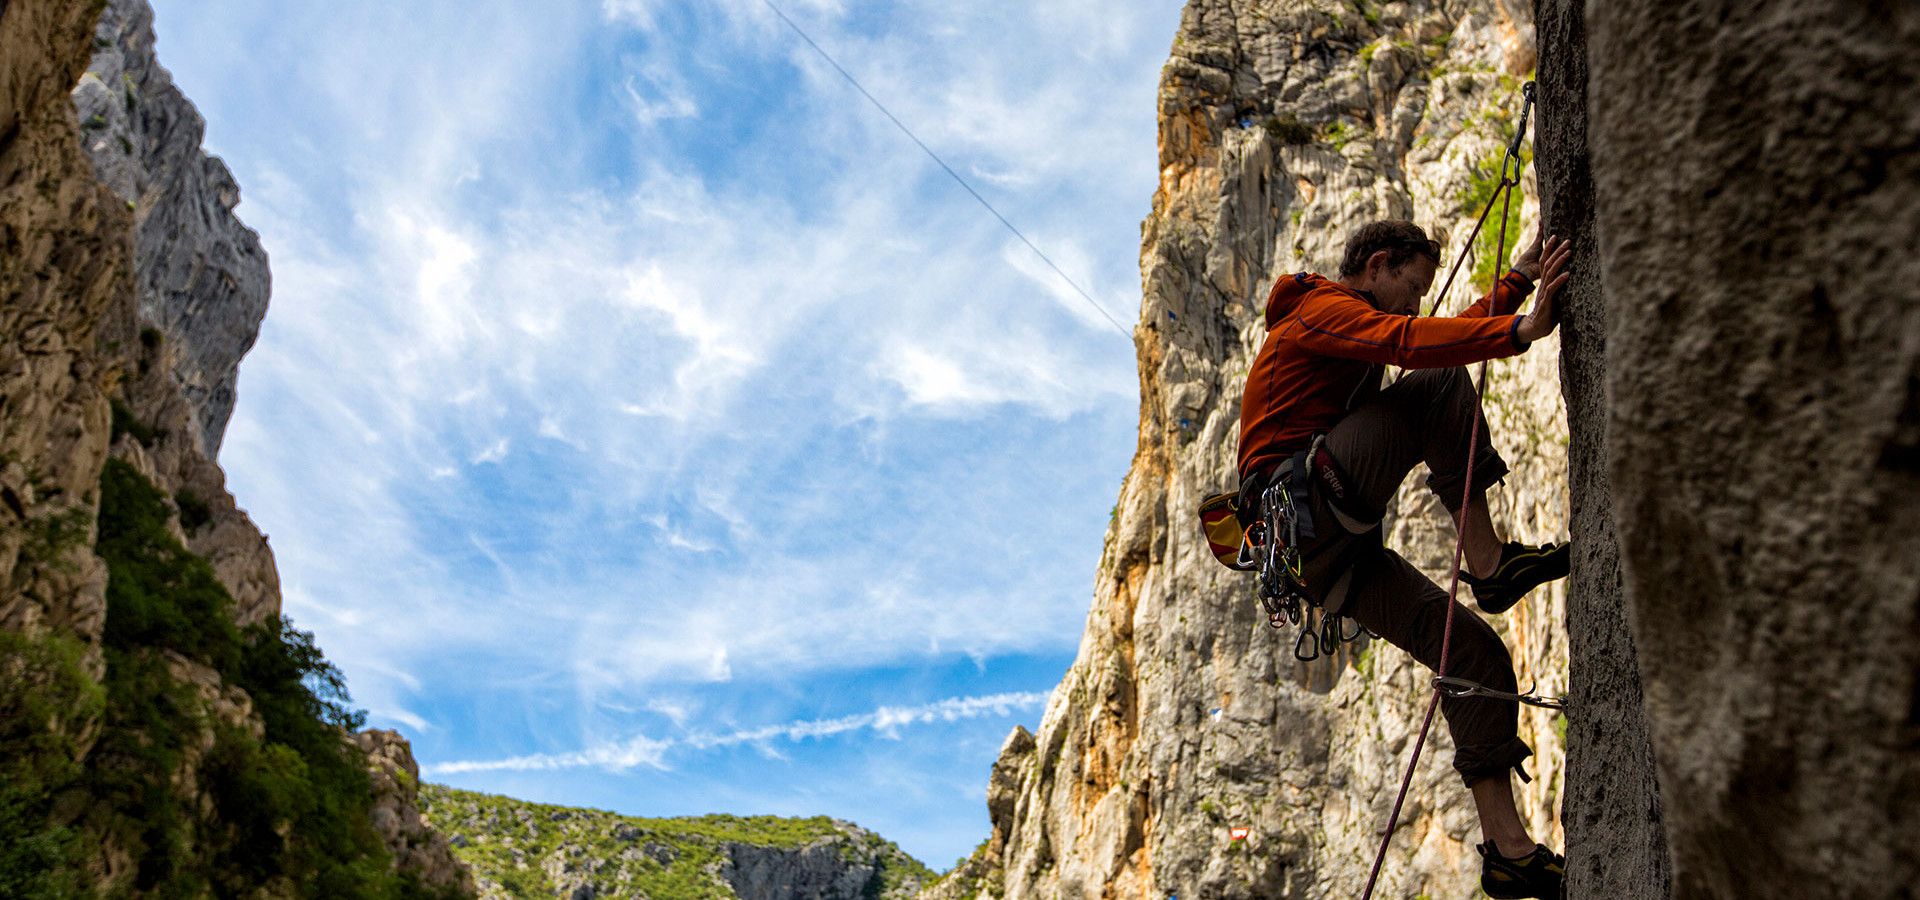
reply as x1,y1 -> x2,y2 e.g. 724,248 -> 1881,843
1373,255 -> 1439,315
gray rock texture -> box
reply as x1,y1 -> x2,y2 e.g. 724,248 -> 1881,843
1533,1 -> 1671,896
70,0 -> 269,455
933,2 -> 1574,897
722,841 -> 888,900
1585,1 -> 1920,896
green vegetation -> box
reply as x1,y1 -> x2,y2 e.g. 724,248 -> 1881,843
1,458 -> 455,898
1322,119 -> 1357,151
923,839 -> 991,900
109,399 -> 158,447
0,629 -> 104,899
1353,640 -> 1376,679
174,490 -> 211,532
421,784 -> 933,899
1456,143 -> 1534,292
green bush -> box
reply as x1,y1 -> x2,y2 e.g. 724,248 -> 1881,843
0,630 -> 103,898
98,458 -> 242,670
109,400 -> 159,447
174,491 -> 212,532
79,459 -> 453,898
1456,144 -> 1533,293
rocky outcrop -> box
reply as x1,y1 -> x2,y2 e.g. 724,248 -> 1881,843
952,2 -> 1571,897
70,0 -> 269,455
723,841 -> 894,900
360,730 -> 481,897
1578,2 -> 1920,896
422,783 -> 933,900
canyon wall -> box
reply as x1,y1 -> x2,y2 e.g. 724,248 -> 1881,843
0,0 -> 468,894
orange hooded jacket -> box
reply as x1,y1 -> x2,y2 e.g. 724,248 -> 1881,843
1237,270 -> 1535,480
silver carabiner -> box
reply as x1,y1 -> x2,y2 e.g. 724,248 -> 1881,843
1432,675 -> 1566,711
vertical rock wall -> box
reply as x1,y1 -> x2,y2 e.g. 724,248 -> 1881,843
0,0 -> 136,656
1585,2 -> 1920,896
1532,1 -> 1670,896
950,2 -> 1575,897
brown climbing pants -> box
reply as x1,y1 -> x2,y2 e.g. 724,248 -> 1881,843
1312,366 -> 1533,786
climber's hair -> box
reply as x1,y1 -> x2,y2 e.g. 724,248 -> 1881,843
1339,220 -> 1441,277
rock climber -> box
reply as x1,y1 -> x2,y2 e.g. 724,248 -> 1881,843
1235,220 -> 1573,899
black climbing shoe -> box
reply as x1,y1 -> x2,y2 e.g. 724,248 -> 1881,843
1478,842 -> 1566,900
1462,540 -> 1570,614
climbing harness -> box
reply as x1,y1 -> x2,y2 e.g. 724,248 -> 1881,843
1249,443 -> 1370,662
1360,80 -> 1545,900
1200,446 -> 1369,662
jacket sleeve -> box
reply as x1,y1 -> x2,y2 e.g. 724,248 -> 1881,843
1460,270 -> 1536,318
1289,288 -> 1528,369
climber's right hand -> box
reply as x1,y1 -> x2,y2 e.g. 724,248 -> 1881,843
1516,233 -> 1572,344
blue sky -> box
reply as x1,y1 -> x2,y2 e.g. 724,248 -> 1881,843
150,0 -> 1184,867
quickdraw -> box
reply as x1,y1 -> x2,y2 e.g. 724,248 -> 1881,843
1245,464 -> 1366,662
1432,675 -> 1566,711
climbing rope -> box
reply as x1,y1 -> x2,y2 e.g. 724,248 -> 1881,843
1359,82 -> 1540,900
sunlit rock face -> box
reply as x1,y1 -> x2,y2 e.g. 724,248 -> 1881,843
931,2 -> 1573,897
72,0 -> 270,457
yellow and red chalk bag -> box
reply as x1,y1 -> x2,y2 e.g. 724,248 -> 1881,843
1198,492 -> 1255,571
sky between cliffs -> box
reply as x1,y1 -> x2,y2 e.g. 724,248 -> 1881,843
152,0 -> 1183,867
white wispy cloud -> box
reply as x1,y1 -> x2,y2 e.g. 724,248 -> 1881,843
427,691 -> 1050,775
158,0 -> 1180,866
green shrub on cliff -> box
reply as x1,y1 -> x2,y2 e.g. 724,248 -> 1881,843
0,630 -> 102,899
0,459 -> 462,898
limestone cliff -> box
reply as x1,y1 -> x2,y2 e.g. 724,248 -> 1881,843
941,2 -> 1920,898
71,0 -> 269,456
0,0 -> 469,894
937,2 -> 1571,897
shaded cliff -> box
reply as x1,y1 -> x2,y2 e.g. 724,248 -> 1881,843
421,784 -> 934,900
1578,1 -> 1920,895
1532,1 -> 1670,895
937,2 -> 1572,897
0,0 -> 469,894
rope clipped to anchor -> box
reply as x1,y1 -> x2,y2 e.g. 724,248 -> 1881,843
1359,81 -> 1555,900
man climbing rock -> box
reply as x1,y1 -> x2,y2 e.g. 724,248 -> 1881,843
1236,220 -> 1573,899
